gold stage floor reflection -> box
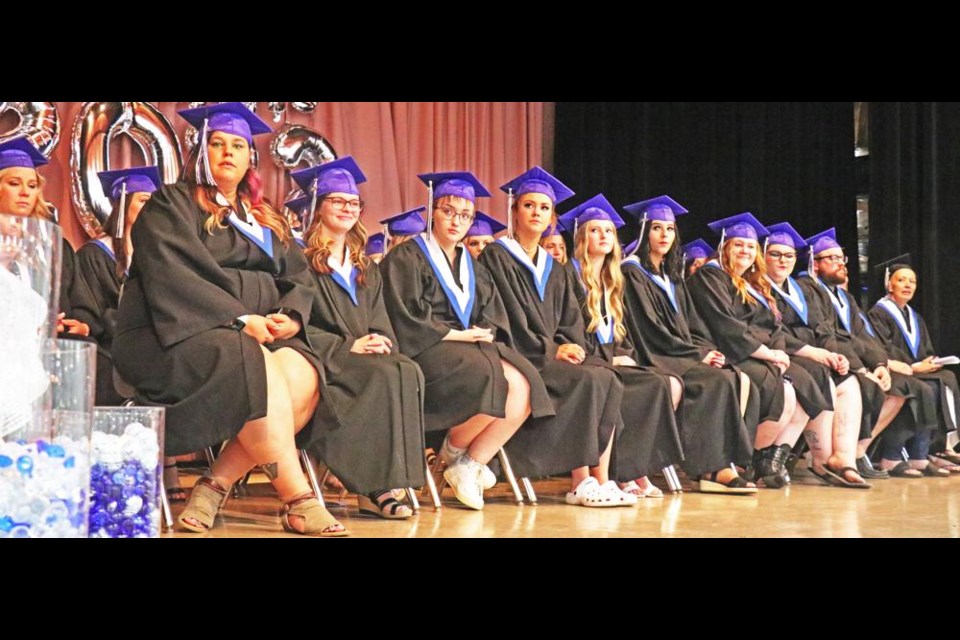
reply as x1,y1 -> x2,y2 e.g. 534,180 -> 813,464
164,467 -> 960,538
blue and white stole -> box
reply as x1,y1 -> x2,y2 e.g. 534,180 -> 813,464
859,312 -> 877,338
90,237 -> 130,276
326,246 -> 359,306
220,193 -> 274,259
415,233 -> 476,329
495,237 -> 554,302
622,256 -> 679,313
703,259 -> 770,309
813,277 -> 853,332
874,297 -> 921,360
766,275 -> 808,324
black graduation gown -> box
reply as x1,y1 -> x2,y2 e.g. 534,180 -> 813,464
868,299 -> 959,438
113,182 -> 321,456
687,264 -> 831,422
770,276 -> 884,441
573,279 -> 684,479
301,261 -> 426,494
797,277 -> 936,441
479,241 -> 624,478
622,263 -> 755,474
70,239 -> 126,406
380,238 -> 553,435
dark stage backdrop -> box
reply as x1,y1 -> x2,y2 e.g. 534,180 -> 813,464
553,101 -> 859,292
869,101 -> 960,355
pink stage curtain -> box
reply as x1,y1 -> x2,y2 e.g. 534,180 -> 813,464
25,102 -> 542,247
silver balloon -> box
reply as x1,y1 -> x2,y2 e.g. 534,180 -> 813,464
69,102 -> 183,238
290,102 -> 318,113
270,123 -> 337,169
268,102 -> 286,122
0,102 -> 61,158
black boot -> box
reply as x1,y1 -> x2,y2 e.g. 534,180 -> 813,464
754,446 -> 786,489
773,444 -> 793,485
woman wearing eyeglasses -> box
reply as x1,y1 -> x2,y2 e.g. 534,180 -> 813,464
288,158 -> 427,519
381,172 -> 552,510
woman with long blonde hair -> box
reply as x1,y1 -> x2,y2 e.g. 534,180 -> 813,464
113,103 -> 347,536
288,157 -> 425,519
0,137 -> 90,338
565,194 -> 686,499
687,213 -> 831,488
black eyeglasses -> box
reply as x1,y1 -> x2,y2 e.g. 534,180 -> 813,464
435,205 -> 474,225
767,251 -> 797,261
815,255 -> 848,265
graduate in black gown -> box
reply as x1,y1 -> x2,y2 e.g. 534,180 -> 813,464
539,218 -> 568,264
365,233 -> 385,264
463,211 -> 505,259
761,223 -> 872,488
688,213 -> 832,488
0,136 -> 91,340
114,103 -> 347,536
799,231 -> 937,479
380,207 -> 426,255
71,167 -> 162,406
562,195 -> 693,498
381,171 -> 553,510
287,156 -> 425,519
619,195 -> 757,495
868,257 -> 959,477
681,239 -> 712,279
481,167 -> 638,508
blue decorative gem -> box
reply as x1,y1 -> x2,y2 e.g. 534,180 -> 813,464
45,444 -> 65,458
16,456 -> 33,475
0,516 -> 13,532
0,456 -> 12,468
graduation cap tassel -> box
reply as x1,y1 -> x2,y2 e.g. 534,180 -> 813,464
115,182 -> 127,240
426,180 -> 434,240
303,178 -> 320,234
884,266 -> 891,291
681,252 -> 689,280
383,224 -> 391,253
808,250 -> 814,278
197,119 -> 216,186
634,215 -> 648,257
506,188 -> 514,239
763,238 -> 769,255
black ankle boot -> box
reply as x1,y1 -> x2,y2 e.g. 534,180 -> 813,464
773,444 -> 793,485
754,445 -> 786,489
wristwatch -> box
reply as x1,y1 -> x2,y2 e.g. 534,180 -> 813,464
228,315 -> 249,331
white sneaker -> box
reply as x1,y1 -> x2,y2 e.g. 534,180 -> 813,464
443,458 -> 485,510
480,464 -> 497,490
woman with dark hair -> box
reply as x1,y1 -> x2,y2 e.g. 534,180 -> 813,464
289,156 -> 425,519
113,103 -> 347,536
564,194 -> 688,498
620,196 -> 757,494
72,167 -> 161,406
480,167 -> 639,507
868,257 -> 958,477
687,213 -> 832,488
381,171 -> 552,510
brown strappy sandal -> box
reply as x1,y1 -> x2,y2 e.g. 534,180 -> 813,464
281,492 -> 349,537
177,476 -> 230,532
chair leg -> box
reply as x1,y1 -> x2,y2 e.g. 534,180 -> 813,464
423,451 -> 442,510
299,449 -> 326,508
520,477 -> 537,504
405,487 -> 420,512
497,448 -> 524,505
159,473 -> 175,532
663,464 -> 683,494
203,446 -> 217,469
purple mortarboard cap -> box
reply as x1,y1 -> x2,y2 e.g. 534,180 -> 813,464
764,222 -> 807,251
0,136 -> 48,170
623,239 -> 639,255
499,166 -> 575,206
284,193 -> 311,215
97,166 -> 162,200
804,228 -> 841,256
559,194 -> 626,231
682,239 -> 713,261
541,219 -> 566,238
380,208 -> 427,235
291,156 -> 367,198
466,211 -> 507,237
177,102 -> 272,144
366,232 -> 385,255
418,172 -> 491,203
623,195 -> 688,222
707,212 -> 768,242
